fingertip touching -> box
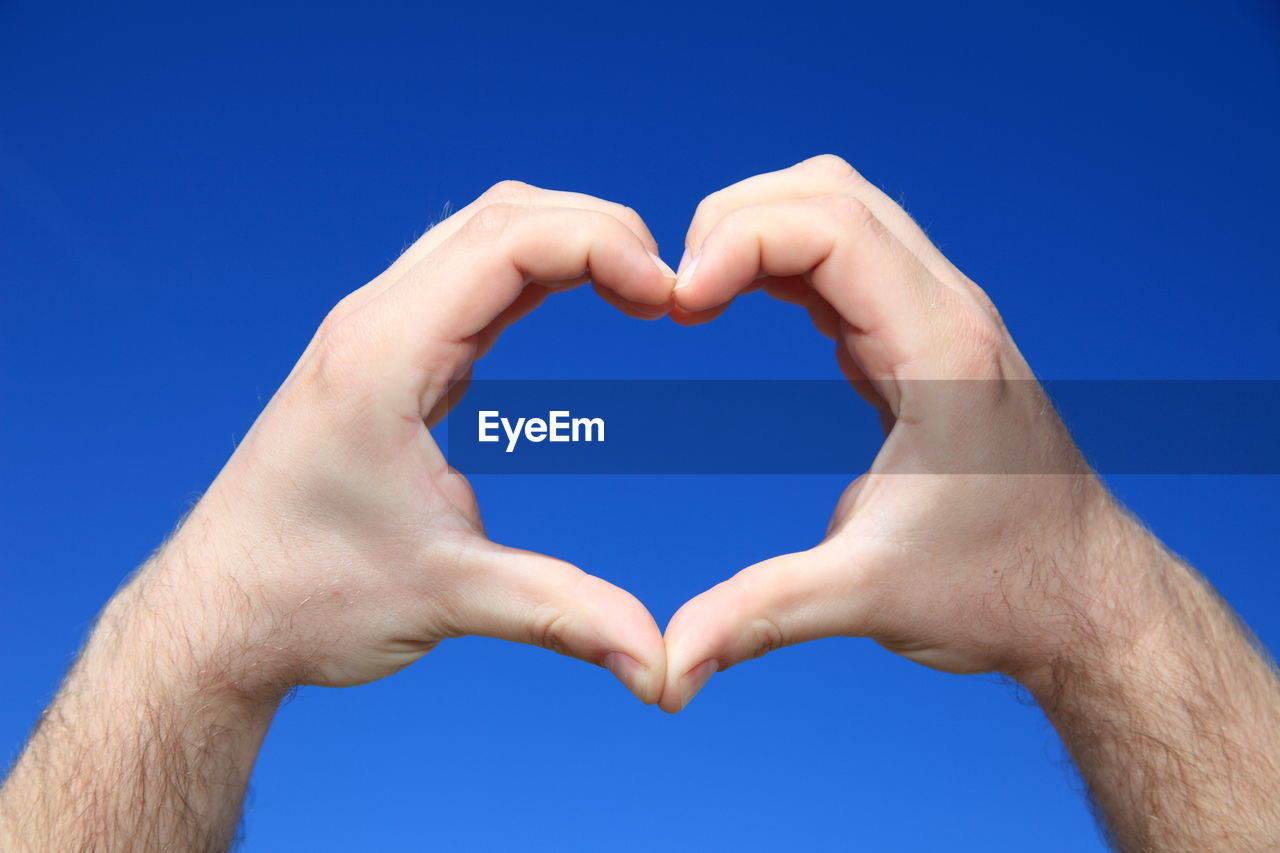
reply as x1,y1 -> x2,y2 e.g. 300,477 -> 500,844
658,658 -> 719,714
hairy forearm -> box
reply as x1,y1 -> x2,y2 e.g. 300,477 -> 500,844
0,543 -> 282,852
1025,509 -> 1280,852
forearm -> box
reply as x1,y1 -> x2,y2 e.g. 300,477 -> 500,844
1024,509 -> 1280,852
0,540 -> 283,852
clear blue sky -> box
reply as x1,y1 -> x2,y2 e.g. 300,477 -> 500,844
2,1 -> 1278,850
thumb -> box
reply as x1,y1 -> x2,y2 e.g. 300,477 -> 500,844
659,544 -> 870,713
453,545 -> 667,704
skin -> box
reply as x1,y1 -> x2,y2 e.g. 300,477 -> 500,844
0,181 -> 676,851
661,155 -> 1280,849
1,159 -> 1277,851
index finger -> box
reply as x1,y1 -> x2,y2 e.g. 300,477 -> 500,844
363,203 -> 676,414
673,195 -> 963,380
682,154 -> 962,288
343,181 -> 665,317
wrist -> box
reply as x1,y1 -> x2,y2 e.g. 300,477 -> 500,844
122,517 -> 303,705
0,535 -> 284,850
1003,497 -> 1280,849
1008,494 -> 1185,705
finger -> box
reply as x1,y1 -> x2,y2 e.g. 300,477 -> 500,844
673,196 -> 968,388
659,544 -> 871,713
667,275 -> 814,327
363,203 -> 676,413
413,203 -> 674,336
383,183 -> 661,293
669,274 -> 841,333
668,302 -> 734,326
474,282 -> 558,357
667,275 -> 781,326
414,282 -> 556,427
593,281 -> 672,321
333,182 -> 665,324
762,276 -> 842,340
414,182 -> 661,262
683,154 -> 962,288
455,546 -> 667,704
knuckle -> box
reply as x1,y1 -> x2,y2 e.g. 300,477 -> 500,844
967,283 -> 1007,331
614,203 -> 646,234
955,310 -> 1009,372
820,194 -> 878,230
302,312 -> 370,394
461,201 -> 520,243
689,191 -> 727,238
528,602 -> 573,657
314,292 -> 358,338
731,567 -> 788,658
804,153 -> 860,181
482,179 -> 532,204
749,615 -> 785,659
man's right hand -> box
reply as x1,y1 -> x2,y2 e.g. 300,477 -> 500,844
659,155 -> 1280,850
661,153 -> 1119,705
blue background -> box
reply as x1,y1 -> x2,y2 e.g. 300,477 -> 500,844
2,1 -> 1277,850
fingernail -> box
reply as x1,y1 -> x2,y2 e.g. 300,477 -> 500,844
673,251 -> 700,291
676,247 -> 691,275
605,651 -> 651,703
679,659 -> 719,710
647,251 -> 676,279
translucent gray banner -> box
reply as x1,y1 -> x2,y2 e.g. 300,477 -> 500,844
440,380 -> 1280,474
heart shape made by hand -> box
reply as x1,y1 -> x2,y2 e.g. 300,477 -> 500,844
173,155 -> 1107,716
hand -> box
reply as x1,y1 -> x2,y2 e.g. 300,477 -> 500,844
659,155 -> 1132,711
148,181 -> 676,703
